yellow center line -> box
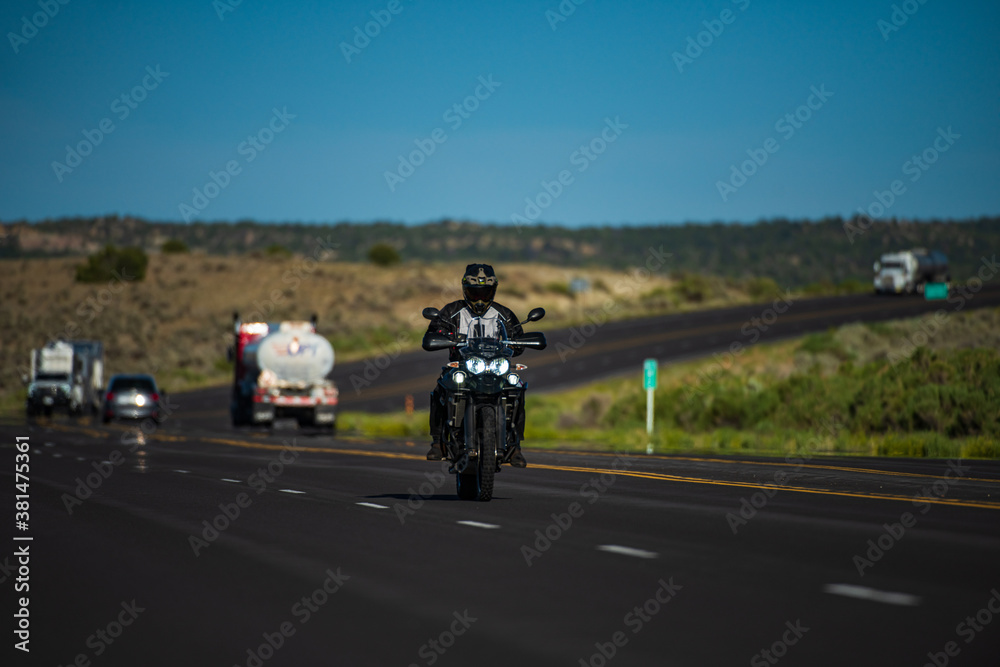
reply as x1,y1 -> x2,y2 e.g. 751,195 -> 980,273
191,434 -> 1000,511
530,463 -> 1000,511
43,424 -> 999,510
541,449 -> 1000,484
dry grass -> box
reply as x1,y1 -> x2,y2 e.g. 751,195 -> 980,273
0,253 -> 702,410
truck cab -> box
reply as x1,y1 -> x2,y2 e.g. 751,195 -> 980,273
873,251 -> 919,294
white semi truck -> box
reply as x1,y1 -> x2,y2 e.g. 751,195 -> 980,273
25,340 -> 104,418
873,248 -> 949,295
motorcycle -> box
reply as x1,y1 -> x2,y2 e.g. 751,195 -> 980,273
421,306 -> 546,501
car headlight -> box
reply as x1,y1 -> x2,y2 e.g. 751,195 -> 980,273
135,394 -> 146,407
465,357 -> 486,375
487,358 -> 510,375
452,371 -> 467,384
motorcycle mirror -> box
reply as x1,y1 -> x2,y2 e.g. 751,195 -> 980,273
522,307 -> 545,324
422,307 -> 440,321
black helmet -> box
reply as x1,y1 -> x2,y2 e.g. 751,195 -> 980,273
462,263 -> 498,316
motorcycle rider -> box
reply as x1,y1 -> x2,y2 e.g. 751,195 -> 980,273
424,263 -> 528,468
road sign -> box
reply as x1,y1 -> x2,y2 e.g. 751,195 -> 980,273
924,283 -> 948,300
643,359 -> 657,454
643,359 -> 658,390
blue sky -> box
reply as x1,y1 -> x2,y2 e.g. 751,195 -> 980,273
2,0 -> 998,226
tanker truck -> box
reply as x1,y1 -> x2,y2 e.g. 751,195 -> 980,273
873,248 -> 949,295
229,314 -> 338,429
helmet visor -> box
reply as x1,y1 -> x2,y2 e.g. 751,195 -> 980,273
463,282 -> 497,305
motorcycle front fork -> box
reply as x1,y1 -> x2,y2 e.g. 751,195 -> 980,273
446,392 -> 514,460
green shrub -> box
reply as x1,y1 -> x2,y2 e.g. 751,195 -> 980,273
161,238 -> 189,254
545,281 -> 572,296
675,272 -> 711,302
745,276 -> 782,301
265,244 -> 292,259
368,243 -> 401,266
75,244 -> 148,283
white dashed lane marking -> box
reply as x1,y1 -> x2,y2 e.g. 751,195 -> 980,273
457,521 -> 501,530
596,544 -> 658,559
823,583 -> 920,606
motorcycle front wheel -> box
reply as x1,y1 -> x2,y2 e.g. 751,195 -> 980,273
456,405 -> 497,502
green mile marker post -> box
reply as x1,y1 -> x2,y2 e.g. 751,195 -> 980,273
643,359 -> 657,454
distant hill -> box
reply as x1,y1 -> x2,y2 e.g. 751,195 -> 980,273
2,215 -> 997,287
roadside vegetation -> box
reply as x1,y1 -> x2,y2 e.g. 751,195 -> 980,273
336,308 -> 1000,459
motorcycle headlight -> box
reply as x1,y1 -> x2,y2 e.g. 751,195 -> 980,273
452,370 -> 467,384
465,357 -> 487,375
507,373 -> 520,386
487,358 -> 510,375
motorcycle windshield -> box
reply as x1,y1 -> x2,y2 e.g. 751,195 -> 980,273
462,315 -> 509,357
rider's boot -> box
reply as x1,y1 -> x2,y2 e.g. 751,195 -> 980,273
426,441 -> 445,461
504,433 -> 527,468
508,446 -> 527,468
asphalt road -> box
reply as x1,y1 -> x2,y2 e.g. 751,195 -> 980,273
2,419 -> 1000,666
180,283 -> 1000,421
5,287 -> 1000,666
